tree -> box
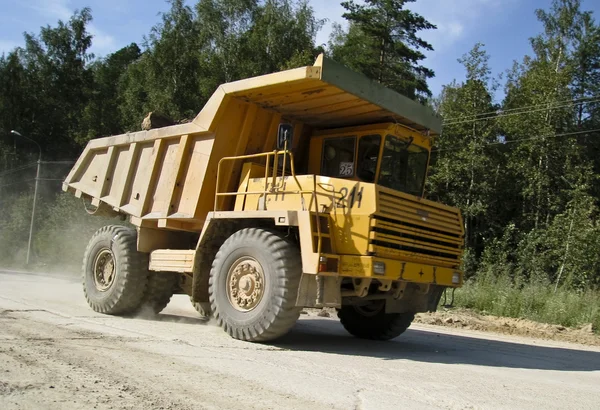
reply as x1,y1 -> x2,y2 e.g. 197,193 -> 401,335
571,11 -> 600,198
428,44 -> 501,262
82,43 -> 141,141
435,0 -> 600,290
329,0 -> 436,101
120,0 -> 204,123
500,0 -> 588,232
118,0 -> 323,128
12,8 -> 95,158
245,0 -> 325,72
0,52 -> 28,170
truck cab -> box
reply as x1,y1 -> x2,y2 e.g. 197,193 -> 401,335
309,123 -> 431,197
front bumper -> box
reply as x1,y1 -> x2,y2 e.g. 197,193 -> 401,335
324,255 -> 463,287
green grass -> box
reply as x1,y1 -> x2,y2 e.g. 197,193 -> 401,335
453,275 -> 600,334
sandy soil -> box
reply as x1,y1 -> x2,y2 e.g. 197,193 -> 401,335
414,309 -> 600,347
302,307 -> 600,347
1,269 -> 600,410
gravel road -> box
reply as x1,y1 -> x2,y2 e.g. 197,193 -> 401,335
1,269 -> 599,410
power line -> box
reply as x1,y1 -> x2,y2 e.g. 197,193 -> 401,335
432,128 -> 600,153
0,178 -> 36,189
0,162 -> 38,178
442,95 -> 600,124
0,160 -> 74,179
442,97 -> 600,127
0,177 -> 65,189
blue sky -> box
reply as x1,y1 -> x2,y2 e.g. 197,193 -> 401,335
1,0 -> 600,101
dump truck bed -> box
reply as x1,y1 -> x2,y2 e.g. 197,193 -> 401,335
63,55 -> 442,230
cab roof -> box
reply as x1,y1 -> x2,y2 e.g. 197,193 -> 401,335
193,54 -> 442,137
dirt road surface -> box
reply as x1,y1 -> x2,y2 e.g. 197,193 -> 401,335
1,269 -> 599,410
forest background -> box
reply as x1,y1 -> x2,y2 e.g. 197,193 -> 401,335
1,0 -> 598,332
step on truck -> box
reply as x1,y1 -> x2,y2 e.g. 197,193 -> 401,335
63,54 -> 465,342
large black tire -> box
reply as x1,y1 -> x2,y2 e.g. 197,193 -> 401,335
190,298 -> 212,317
138,272 -> 180,314
338,301 -> 415,341
82,225 -> 149,315
209,228 -> 302,342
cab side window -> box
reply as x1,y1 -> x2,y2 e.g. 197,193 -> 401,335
357,134 -> 381,183
321,137 -> 356,178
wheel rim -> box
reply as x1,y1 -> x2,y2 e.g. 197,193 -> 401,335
354,300 -> 385,317
226,257 -> 265,312
93,249 -> 116,292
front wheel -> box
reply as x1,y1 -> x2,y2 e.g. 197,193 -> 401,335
338,301 -> 415,340
209,228 -> 302,342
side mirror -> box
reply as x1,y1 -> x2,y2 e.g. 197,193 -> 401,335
277,123 -> 294,150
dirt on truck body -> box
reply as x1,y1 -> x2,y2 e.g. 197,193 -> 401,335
63,54 -> 465,342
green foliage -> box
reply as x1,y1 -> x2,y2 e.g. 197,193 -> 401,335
455,276 -> 600,333
428,43 -> 502,253
18,8 -> 94,157
329,0 -> 436,101
118,0 -> 325,126
429,0 -> 600,296
82,43 -> 141,141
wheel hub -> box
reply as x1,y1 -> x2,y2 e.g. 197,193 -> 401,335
93,249 -> 115,292
227,257 -> 265,312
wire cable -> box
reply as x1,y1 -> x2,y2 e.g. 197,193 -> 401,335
0,160 -> 74,179
442,98 -> 600,127
442,95 -> 600,124
0,178 -> 36,189
432,128 -> 600,153
0,162 -> 38,178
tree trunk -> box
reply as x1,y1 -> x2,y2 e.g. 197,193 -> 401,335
554,206 -> 575,292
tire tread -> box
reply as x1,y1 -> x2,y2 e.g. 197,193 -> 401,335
82,225 -> 148,315
209,228 -> 302,342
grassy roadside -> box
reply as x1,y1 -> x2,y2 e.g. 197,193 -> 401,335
450,276 -> 600,335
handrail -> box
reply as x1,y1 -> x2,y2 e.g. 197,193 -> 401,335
214,148 -> 326,258
214,149 -> 304,211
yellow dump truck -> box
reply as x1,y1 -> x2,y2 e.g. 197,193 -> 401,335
63,54 -> 464,342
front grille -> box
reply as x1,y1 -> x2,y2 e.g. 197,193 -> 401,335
370,188 -> 464,268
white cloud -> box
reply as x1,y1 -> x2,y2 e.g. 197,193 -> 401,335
407,0 -> 509,52
27,0 -> 71,20
88,24 -> 116,55
310,0 -> 510,53
446,22 -> 465,38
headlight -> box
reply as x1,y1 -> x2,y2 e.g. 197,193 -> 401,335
373,261 -> 386,275
452,272 -> 461,284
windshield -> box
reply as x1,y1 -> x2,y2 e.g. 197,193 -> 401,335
378,134 -> 429,196
357,134 -> 381,183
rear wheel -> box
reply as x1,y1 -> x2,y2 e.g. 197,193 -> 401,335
190,298 -> 212,317
338,300 -> 415,340
138,272 -> 180,314
82,225 -> 148,315
209,228 -> 302,342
